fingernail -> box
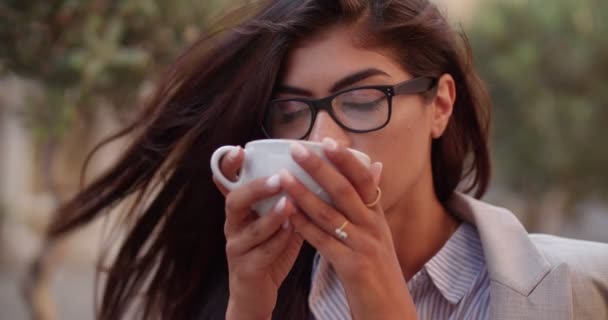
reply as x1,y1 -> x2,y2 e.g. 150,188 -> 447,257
372,162 -> 383,182
282,220 -> 291,229
274,196 -> 287,213
290,142 -> 309,160
266,174 -> 280,189
279,169 -> 294,184
374,162 -> 384,174
322,137 -> 337,151
228,147 -> 241,160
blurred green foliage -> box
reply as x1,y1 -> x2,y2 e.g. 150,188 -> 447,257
0,0 -> 227,139
469,0 -> 608,205
1,0 -> 607,207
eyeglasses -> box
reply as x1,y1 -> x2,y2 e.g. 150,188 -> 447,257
262,76 -> 438,140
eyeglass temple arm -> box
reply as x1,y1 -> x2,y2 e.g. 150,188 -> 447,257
394,77 -> 438,95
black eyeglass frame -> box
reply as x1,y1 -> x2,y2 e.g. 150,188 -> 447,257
262,76 -> 438,140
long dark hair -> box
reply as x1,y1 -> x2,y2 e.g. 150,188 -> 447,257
47,0 -> 491,319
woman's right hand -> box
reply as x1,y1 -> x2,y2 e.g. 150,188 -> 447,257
213,147 -> 304,320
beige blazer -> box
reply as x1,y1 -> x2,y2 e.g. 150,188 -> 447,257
449,193 -> 608,320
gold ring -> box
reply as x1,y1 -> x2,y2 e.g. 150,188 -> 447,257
364,187 -> 382,207
334,221 -> 349,240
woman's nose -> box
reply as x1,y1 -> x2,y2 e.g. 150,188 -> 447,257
307,111 -> 350,147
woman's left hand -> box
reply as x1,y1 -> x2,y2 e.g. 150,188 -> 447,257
279,138 -> 418,320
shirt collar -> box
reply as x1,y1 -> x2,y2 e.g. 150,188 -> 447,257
423,223 -> 485,304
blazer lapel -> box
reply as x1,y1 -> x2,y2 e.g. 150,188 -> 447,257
448,193 -> 573,320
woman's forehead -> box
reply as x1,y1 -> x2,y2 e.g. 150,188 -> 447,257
283,28 -> 401,76
279,28 -> 409,95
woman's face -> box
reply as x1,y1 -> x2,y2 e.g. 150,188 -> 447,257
276,25 -> 454,215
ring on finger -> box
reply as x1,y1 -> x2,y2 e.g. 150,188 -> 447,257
364,187 -> 382,208
334,220 -> 349,241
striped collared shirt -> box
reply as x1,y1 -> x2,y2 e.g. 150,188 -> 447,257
308,223 -> 490,319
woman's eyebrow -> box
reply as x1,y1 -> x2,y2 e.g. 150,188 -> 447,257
275,68 -> 390,96
329,68 -> 390,92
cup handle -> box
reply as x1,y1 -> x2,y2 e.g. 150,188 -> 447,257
210,145 -> 242,191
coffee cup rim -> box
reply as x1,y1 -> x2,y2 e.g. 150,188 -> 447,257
245,139 -> 370,164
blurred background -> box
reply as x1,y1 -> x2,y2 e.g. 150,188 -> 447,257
1,0 -> 606,319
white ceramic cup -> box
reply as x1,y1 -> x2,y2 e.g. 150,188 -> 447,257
210,139 -> 371,215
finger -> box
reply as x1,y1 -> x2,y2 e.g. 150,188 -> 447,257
213,147 -> 244,197
279,169 -> 356,241
213,175 -> 229,197
273,229 -> 305,273
226,196 -> 293,257
246,223 -> 298,269
224,174 -> 281,233
289,141 -> 371,225
246,201 -> 302,268
289,207 -> 350,260
220,146 -> 244,181
320,138 -> 379,206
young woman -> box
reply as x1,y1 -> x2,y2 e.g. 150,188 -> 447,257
48,0 -> 608,319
